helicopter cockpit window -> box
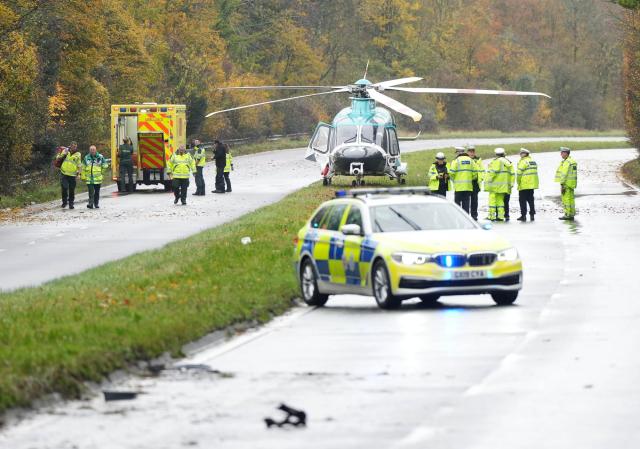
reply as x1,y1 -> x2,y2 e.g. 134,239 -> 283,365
336,125 -> 358,144
387,128 -> 400,156
310,124 -> 331,154
360,125 -> 385,146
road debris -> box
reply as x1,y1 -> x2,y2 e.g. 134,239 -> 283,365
241,236 -> 252,245
103,391 -> 140,401
264,403 -> 307,428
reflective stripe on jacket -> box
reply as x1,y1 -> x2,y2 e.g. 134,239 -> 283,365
83,153 -> 109,185
517,156 -> 539,190
484,157 -> 512,193
58,151 -> 82,177
224,153 -> 233,173
193,146 -> 206,167
427,162 -> 451,191
555,156 -> 577,189
168,153 -> 196,179
449,155 -> 477,192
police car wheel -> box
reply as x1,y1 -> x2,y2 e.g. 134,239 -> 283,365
372,261 -> 401,309
300,259 -> 328,307
491,291 -> 518,306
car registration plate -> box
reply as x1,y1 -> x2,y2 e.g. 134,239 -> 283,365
453,270 -> 487,279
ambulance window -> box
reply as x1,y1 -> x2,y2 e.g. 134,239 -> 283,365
324,204 -> 348,231
311,206 -> 330,229
345,206 -> 363,228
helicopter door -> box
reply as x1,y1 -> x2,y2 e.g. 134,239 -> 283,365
306,122 -> 331,162
387,128 -> 400,156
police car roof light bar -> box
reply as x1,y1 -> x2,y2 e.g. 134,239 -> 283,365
337,187 -> 432,198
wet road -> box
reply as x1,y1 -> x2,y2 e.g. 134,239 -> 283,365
1,148 -> 638,448
0,136 -> 627,291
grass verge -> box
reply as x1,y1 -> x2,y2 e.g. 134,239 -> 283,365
621,157 -> 640,187
0,141 -> 631,415
399,128 -> 625,139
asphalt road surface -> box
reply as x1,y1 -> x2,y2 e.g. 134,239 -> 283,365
1,146 -> 638,448
0,136 -> 628,291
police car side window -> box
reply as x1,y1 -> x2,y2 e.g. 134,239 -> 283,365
311,206 -> 330,229
325,205 -> 348,231
345,206 -> 363,227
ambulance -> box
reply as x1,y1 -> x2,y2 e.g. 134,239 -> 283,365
110,103 -> 187,191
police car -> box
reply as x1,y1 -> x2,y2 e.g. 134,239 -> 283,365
294,187 -> 522,309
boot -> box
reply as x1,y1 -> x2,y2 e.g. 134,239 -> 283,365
517,216 -> 526,222
530,214 -> 535,221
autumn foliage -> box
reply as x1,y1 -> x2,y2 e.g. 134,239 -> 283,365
0,0 -> 628,192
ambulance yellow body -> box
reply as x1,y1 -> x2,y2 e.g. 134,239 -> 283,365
110,104 -> 186,191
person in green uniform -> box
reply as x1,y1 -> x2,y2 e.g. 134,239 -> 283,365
83,145 -> 109,209
555,147 -> 578,220
55,141 -> 82,209
118,137 -> 135,192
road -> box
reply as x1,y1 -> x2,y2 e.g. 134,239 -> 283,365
1,147 -> 638,448
0,136 -> 627,291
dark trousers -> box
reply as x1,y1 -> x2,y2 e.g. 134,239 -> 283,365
119,163 -> 134,192
470,181 -> 480,220
88,184 -> 101,207
435,187 -> 447,197
519,189 -> 536,217
215,165 -> 226,192
60,175 -> 76,206
173,178 -> 189,204
223,172 -> 231,192
504,193 -> 511,219
454,191 -> 472,214
194,166 -> 205,194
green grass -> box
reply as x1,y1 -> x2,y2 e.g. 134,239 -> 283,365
621,157 -> 640,187
0,140 -> 632,414
398,128 -> 626,140
0,170 -> 114,210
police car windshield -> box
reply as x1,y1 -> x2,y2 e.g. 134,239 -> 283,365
371,203 -> 476,232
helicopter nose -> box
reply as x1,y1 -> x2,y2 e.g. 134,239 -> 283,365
332,146 -> 386,175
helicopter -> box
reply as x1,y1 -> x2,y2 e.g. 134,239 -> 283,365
206,74 -> 550,186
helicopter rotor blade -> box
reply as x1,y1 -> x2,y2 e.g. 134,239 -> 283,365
368,89 -> 422,122
372,77 -> 423,88
205,88 -> 349,118
387,86 -> 551,98
215,85 -> 345,90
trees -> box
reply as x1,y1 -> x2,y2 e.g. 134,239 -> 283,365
618,1 -> 640,152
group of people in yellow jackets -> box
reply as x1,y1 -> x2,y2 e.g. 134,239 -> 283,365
56,142 -> 110,209
166,140 -> 233,205
428,146 -> 578,221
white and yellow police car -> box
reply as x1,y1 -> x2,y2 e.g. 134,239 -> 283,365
294,187 -> 522,309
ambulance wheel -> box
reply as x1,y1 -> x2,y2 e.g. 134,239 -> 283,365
491,291 -> 518,306
300,258 -> 328,307
372,261 -> 401,310
419,294 -> 440,306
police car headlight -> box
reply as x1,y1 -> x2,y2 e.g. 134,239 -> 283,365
391,252 -> 432,265
497,247 -> 519,261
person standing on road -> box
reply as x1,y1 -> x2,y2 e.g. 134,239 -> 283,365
223,144 -> 233,193
168,145 -> 196,205
467,145 -> 483,221
485,148 -> 511,221
212,139 -> 227,194
56,141 -> 82,209
449,146 -> 476,214
516,148 -> 539,222
503,153 -> 516,222
555,147 -> 578,220
192,139 -> 206,196
118,137 -> 135,192
427,152 -> 450,197
83,145 -> 109,209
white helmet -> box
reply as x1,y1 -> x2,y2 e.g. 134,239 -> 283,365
494,147 -> 505,156
454,146 -> 466,154
520,148 -> 530,155
435,152 -> 445,160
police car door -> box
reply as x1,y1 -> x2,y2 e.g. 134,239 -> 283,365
341,205 -> 366,288
320,204 -> 349,285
